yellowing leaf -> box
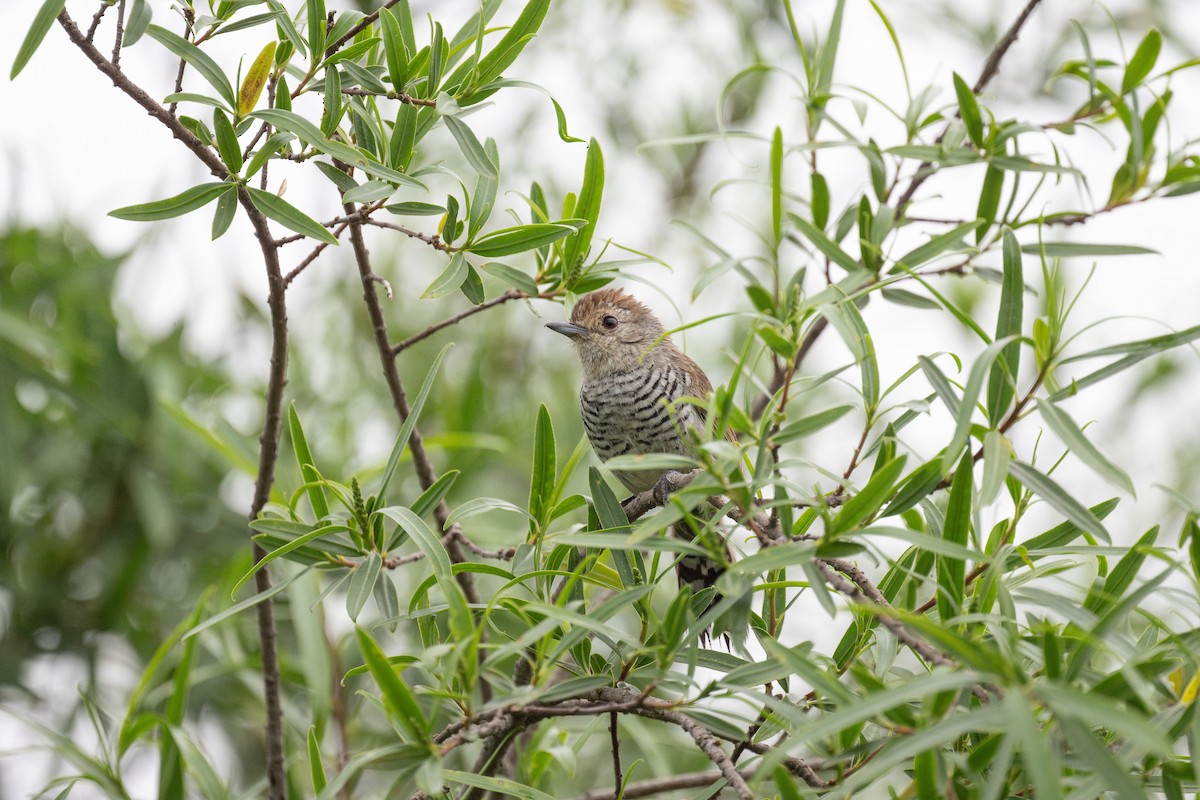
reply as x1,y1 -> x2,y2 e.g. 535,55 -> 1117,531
239,41 -> 277,118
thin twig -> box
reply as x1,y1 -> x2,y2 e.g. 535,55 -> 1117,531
324,0 -> 406,55
364,218 -> 453,252
85,2 -> 108,43
341,87 -> 436,106
392,289 -> 551,354
167,8 -> 193,118
894,0 -> 1044,217
110,0 -> 126,68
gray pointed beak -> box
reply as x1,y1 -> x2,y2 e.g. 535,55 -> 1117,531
545,321 -> 589,338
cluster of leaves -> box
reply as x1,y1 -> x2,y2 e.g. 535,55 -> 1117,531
7,0 -> 1200,799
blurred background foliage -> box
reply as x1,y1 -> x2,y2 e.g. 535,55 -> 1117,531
3,0 -> 1200,796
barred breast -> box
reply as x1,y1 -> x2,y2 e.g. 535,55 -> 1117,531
579,363 -> 702,494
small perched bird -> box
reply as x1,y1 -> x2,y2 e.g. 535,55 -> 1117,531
546,288 -> 731,620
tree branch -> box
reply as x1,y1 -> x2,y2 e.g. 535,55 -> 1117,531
894,0 -> 1044,217
391,289 -> 550,355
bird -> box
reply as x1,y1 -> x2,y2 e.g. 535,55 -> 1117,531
545,288 -> 733,635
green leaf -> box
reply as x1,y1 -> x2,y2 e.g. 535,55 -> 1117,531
124,0 -> 151,46
882,458 -> 945,517
212,108 -> 243,173
466,220 -> 586,257
1035,400 -> 1134,496
1059,322 -> 1200,364
987,228 -> 1023,423
387,201 -> 445,217
306,0 -> 327,61
379,7 -> 408,92
828,455 -> 907,536
481,262 -> 538,295
421,253 -> 469,299
562,139 -> 605,274
937,451 -> 973,623
146,25 -> 237,109
588,468 -> 639,589
210,187 -> 237,240
377,342 -> 452,503
288,404 -> 329,520
953,72 -> 984,147
979,429 -> 1010,506
443,497 -> 534,527
822,296 -> 879,410
1019,242 -> 1157,257
238,41 -> 277,117
110,182 -> 234,222
308,727 -> 326,793
184,569 -> 306,640
354,627 -> 431,745
770,127 -> 783,246
891,219 -> 983,270
1009,460 -> 1111,543
943,336 -> 1017,470
811,172 -> 830,229
1122,28 -> 1162,94
789,213 -> 860,272
247,187 -> 338,244
1004,692 -> 1062,800
346,552 -> 381,622
374,507 -> 471,638
442,771 -> 555,800
245,131 -> 295,179
773,404 -> 855,444
442,115 -> 497,179
469,0 -> 551,90
528,405 -> 556,530
408,471 -> 459,524
975,165 -> 1003,244
11,0 -> 67,79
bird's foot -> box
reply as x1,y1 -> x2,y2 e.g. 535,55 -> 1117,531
653,469 -> 693,506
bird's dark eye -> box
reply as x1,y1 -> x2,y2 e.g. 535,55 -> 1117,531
601,315 -> 619,329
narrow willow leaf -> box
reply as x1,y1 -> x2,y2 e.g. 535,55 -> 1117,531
346,552 -> 381,622
442,115 -> 497,179
588,467 -> 639,589
354,627 -> 431,744
408,471 -> 459,523
828,455 -> 907,536
387,201 -> 445,217
1019,242 -> 1157,257
770,127 -> 783,247
938,451 -> 973,623
247,187 -> 338,244
308,727 -> 326,793
212,108 -> 243,173
953,72 -> 984,147
822,297 -> 880,410
979,430 -> 1010,505
528,405 -> 556,531
124,0 -> 152,46
975,165 -> 1003,244
481,262 -> 538,295
288,404 -> 329,519
773,404 -> 855,444
306,0 -> 327,60
184,569 -> 305,640
238,41 -> 277,117
1009,460 -> 1111,543
442,771 -> 555,800
210,188 -> 237,240
377,343 -> 452,502
110,182 -> 234,221
244,131 -> 294,179
882,458 -> 944,517
1059,323 -> 1200,364
811,172 -> 830,229
1122,28 -> 1162,94
470,0 -> 551,89
1004,693 -> 1062,800
146,25 -> 237,109
943,336 -> 1017,471
11,0 -> 68,79
1036,400 -> 1135,495
373,507 -> 471,638
987,228 -> 1023,423
421,253 -> 469,299
562,139 -> 604,273
789,213 -> 860,272
467,220 -> 585,257
443,497 -> 534,527
379,7 -> 408,92
891,219 -> 983,270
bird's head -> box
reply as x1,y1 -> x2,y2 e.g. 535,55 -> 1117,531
545,288 -> 675,378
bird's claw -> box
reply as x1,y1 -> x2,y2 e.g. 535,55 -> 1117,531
653,470 -> 686,506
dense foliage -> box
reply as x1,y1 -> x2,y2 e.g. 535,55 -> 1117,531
4,0 -> 1199,798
